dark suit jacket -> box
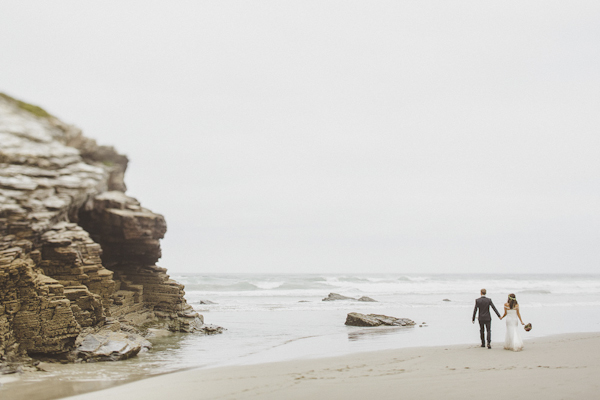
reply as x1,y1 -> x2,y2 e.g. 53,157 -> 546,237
473,296 -> 501,322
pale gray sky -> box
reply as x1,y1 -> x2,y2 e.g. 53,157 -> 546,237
1,1 -> 599,273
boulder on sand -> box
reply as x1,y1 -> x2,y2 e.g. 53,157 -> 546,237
74,330 -> 151,362
345,312 -> 416,327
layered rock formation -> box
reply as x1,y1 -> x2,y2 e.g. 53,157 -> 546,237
0,93 -> 218,369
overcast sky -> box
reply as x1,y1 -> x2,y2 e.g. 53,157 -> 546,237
1,1 -> 599,274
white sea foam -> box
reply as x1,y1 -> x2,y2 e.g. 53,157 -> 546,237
175,273 -> 600,300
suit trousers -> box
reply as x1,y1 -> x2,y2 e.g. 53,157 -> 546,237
479,320 -> 491,345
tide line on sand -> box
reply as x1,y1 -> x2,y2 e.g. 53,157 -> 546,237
12,332 -> 600,400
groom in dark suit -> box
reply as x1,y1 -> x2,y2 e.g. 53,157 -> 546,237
472,288 -> 501,349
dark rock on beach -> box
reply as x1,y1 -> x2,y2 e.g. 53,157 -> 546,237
345,312 -> 416,327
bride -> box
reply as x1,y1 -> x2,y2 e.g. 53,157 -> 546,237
499,293 -> 525,351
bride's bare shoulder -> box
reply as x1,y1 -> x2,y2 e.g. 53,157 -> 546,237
504,303 -> 509,308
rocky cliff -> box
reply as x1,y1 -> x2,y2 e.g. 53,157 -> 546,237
0,93 -> 217,371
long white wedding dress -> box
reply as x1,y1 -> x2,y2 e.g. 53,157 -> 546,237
504,309 -> 524,351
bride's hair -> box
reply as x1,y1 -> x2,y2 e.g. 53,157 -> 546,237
508,293 -> 518,309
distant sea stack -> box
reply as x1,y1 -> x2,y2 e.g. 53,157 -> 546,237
0,93 -> 218,369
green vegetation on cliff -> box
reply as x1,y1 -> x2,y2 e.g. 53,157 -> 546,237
0,92 -> 53,118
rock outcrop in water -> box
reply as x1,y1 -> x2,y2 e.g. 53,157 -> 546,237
345,313 -> 416,327
0,93 -> 219,370
322,293 -> 378,302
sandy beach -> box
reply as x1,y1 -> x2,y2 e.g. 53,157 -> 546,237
8,332 -> 581,400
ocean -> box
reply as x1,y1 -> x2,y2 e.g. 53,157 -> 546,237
9,273 -> 600,390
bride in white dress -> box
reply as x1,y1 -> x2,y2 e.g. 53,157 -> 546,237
500,293 -> 525,351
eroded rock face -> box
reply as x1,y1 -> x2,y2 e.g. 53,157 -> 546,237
0,94 -> 218,368
39,222 -> 115,327
80,191 -> 166,267
78,191 -> 205,333
0,248 -> 80,357
345,312 -> 416,327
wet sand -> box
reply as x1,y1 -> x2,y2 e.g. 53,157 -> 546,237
30,332 -> 596,400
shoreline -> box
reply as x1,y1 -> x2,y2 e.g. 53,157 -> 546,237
4,331 -> 598,400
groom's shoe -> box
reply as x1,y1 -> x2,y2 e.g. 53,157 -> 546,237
480,344 -> 485,347
487,344 -> 491,349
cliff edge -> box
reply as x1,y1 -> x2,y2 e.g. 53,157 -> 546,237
0,93 -> 218,371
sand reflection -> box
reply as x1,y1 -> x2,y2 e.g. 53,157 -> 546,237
347,326 -> 415,342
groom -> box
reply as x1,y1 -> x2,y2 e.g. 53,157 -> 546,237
472,288 -> 501,349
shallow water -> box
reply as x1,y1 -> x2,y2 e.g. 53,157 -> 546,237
3,273 -> 600,398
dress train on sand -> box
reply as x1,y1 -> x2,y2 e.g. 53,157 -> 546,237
504,309 -> 523,351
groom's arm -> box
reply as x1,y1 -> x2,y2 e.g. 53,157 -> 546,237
490,300 -> 501,318
472,301 -> 478,322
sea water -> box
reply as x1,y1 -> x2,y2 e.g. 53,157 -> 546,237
178,273 -> 600,367
8,273 -> 600,389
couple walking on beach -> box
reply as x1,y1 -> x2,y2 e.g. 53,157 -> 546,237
472,288 -> 525,351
